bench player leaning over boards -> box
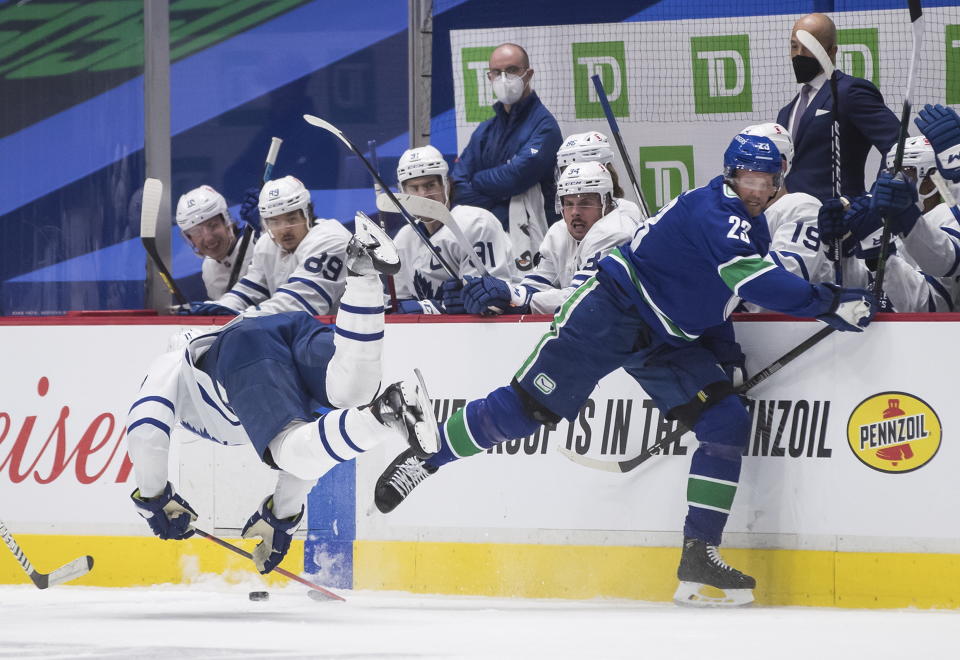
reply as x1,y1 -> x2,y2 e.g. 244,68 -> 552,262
178,176 -> 351,317
373,133 -> 877,608
126,216 -> 439,575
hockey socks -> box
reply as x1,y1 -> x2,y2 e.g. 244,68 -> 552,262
683,395 -> 750,545
327,274 -> 385,408
426,386 -> 540,469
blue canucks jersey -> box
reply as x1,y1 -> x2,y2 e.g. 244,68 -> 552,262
599,176 -> 827,343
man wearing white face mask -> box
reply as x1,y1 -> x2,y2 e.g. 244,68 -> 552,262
451,42 -> 563,274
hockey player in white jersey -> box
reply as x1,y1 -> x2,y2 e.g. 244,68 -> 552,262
127,217 -> 438,574
555,131 -> 642,222
180,176 -> 351,316
817,136 -> 958,312
391,145 -> 517,314
461,161 -> 638,315
175,185 -> 256,299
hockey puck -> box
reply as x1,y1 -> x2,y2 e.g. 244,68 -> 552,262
248,590 -> 269,601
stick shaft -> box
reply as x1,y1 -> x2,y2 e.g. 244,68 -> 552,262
193,528 -> 344,601
590,75 -> 649,219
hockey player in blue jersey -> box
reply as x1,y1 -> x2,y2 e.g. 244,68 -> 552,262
374,133 -> 877,607
126,216 -> 439,575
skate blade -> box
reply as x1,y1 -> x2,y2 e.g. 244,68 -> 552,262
673,581 -> 754,608
413,368 -> 440,455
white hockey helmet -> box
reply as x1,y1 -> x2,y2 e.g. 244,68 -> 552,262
176,185 -> 232,232
741,123 -> 794,176
397,145 -> 450,201
258,175 -> 312,222
556,131 -> 615,168
556,161 -> 614,202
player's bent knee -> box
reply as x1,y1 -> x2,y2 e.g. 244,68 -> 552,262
510,379 -> 562,425
692,394 -> 751,459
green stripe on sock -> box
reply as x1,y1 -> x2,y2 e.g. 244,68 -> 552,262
444,407 -> 483,458
687,477 -> 737,512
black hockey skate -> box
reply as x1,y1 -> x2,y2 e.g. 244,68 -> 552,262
673,537 -> 756,607
368,369 -> 440,458
374,447 -> 438,514
346,211 -> 401,276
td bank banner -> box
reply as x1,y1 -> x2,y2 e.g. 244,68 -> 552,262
451,9 -> 959,213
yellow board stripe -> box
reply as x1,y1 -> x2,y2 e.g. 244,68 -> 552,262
0,534 -> 303,587
354,540 -> 960,609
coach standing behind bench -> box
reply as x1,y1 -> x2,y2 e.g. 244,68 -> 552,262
777,12 -> 899,200
451,43 -> 563,273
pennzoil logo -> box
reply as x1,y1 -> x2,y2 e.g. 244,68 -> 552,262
846,392 -> 941,474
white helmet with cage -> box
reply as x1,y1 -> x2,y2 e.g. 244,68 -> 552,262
397,145 -> 449,201
258,175 -> 312,223
741,123 -> 794,176
556,161 -> 614,201
176,185 -> 232,232
887,136 -> 939,205
556,132 -> 615,168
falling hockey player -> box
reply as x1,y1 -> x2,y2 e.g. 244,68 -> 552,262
126,216 -> 439,575
374,133 -> 877,607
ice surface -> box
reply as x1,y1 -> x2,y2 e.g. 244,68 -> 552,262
0,581 -> 957,659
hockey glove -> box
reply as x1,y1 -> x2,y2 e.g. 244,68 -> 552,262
131,482 -> 197,540
815,283 -> 877,332
177,301 -> 240,316
817,197 -> 848,244
241,496 -> 304,574
462,275 -> 531,315
915,103 -> 960,182
871,171 -> 921,237
238,186 -> 262,231
438,278 -> 466,314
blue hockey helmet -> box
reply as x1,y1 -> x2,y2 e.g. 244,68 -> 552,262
723,133 -> 783,189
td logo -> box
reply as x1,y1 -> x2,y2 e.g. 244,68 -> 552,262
572,41 -> 629,119
690,35 -> 752,114
837,28 -> 879,86
461,46 -> 496,123
947,25 -> 960,104
638,146 -> 695,213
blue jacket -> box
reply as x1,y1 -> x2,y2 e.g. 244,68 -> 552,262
777,70 -> 900,201
451,91 -> 563,229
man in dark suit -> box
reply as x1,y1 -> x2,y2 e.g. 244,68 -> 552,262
777,13 -> 900,201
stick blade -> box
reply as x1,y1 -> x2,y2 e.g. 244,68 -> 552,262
140,178 -> 163,239
556,446 -> 629,473
41,555 -> 94,589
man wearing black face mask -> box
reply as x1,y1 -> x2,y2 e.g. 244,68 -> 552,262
776,13 -> 899,201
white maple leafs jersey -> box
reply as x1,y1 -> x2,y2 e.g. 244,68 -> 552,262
215,219 -> 351,315
200,232 -> 256,299
394,203 -> 517,301
522,205 -> 639,314
763,192 -> 834,285
615,197 -> 643,224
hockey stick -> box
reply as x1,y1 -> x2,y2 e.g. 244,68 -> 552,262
367,138 -> 399,311
376,193 -> 492,277
931,170 -> 960,222
796,30 -> 843,285
193,528 -> 344,602
303,114 -> 458,280
590,74 -> 650,219
874,0 -> 924,298
141,177 -> 189,305
0,518 -> 93,588
559,324 -> 837,473
226,137 -> 282,291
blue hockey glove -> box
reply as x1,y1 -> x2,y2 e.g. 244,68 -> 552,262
814,283 -> 877,332
871,171 -> 921,236
438,278 -> 466,314
131,482 -> 197,540
177,302 -> 240,316
817,198 -> 847,244
238,186 -> 262,231
915,103 -> 960,182
462,275 -> 530,315
241,496 -> 303,574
